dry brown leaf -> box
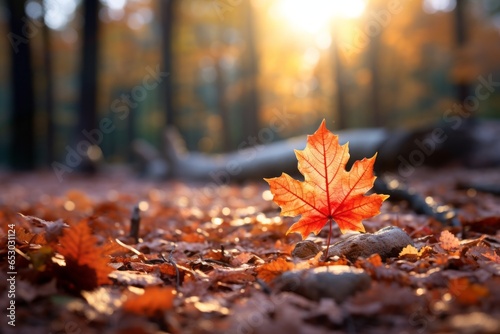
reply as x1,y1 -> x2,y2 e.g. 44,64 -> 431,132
483,251 -> 500,263
15,225 -> 45,246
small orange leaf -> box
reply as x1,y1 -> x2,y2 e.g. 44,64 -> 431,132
56,220 -> 113,292
123,286 -> 175,316
265,119 -> 388,238
399,245 -> 432,260
439,230 -> 460,251
399,244 -> 419,257
367,253 -> 383,267
256,257 -> 295,283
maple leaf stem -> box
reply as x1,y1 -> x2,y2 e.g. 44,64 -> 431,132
323,218 -> 333,261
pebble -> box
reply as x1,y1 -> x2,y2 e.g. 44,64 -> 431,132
326,226 -> 414,262
274,265 -> 371,303
291,240 -> 322,259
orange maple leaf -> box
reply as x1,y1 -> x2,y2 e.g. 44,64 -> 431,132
264,120 -> 388,248
56,220 -> 112,292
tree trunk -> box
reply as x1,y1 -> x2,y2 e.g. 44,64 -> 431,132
241,1 -> 260,142
454,0 -> 468,103
6,0 -> 36,170
41,1 -> 55,165
161,0 -> 175,126
215,57 -> 232,151
76,0 -> 100,172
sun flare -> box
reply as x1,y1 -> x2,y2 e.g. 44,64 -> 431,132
273,0 -> 366,34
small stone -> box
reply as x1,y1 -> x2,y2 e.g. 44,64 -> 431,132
327,226 -> 414,262
274,265 -> 371,303
291,240 -> 322,259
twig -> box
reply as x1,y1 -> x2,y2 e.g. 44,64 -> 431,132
374,178 -> 459,226
322,218 -> 333,262
255,278 -> 272,295
129,205 -> 141,243
200,256 -> 234,268
114,238 -> 148,262
220,244 -> 225,257
160,248 -> 180,291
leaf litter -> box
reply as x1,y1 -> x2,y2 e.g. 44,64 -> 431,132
0,166 -> 500,333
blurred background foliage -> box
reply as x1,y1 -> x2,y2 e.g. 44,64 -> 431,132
1,0 -> 500,169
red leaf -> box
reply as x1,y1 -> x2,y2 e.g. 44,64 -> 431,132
56,220 -> 113,292
264,119 -> 388,238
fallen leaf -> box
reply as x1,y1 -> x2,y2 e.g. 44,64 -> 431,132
123,286 -> 175,316
463,216 -> 500,235
399,244 -> 432,260
109,270 -> 164,286
366,253 -> 383,267
184,296 -> 230,316
399,244 -> 419,257
256,257 -> 294,283
265,119 -> 388,239
448,277 -> 489,305
56,220 -> 113,292
483,250 -> 500,263
439,230 -> 460,251
19,213 -> 68,243
82,287 -> 126,317
15,225 -> 45,246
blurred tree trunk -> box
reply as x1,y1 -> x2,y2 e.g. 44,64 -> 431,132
41,1 -> 55,164
215,56 -> 232,151
368,32 -> 382,127
77,0 -> 100,172
161,0 -> 175,126
7,0 -> 36,170
454,0 -> 468,103
241,1 -> 260,143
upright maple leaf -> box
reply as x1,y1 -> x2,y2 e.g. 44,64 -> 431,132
55,219 -> 112,293
265,120 -> 388,254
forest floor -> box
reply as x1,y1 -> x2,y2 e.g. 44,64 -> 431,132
0,166 -> 499,334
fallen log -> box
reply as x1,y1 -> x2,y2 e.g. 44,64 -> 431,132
162,126 -> 389,181
132,120 -> 500,226
136,120 -> 490,182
